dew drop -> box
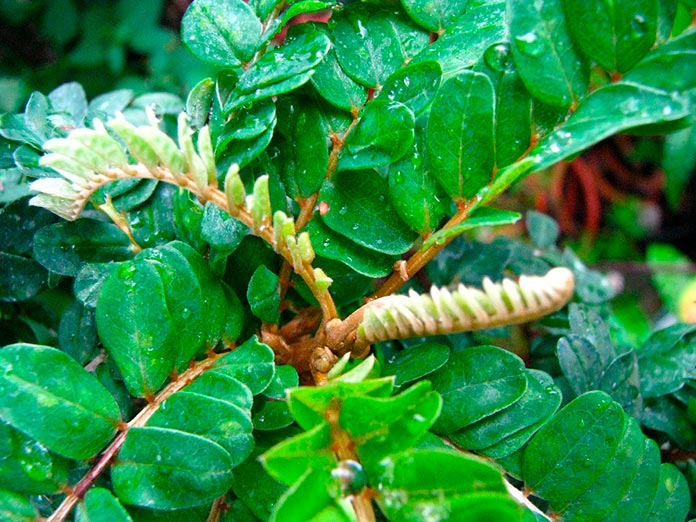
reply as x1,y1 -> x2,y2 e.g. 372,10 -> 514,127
514,32 -> 544,57
338,206 -> 348,216
631,14 -> 648,38
483,42 -> 512,72
577,418 -> 586,428
393,171 -> 405,184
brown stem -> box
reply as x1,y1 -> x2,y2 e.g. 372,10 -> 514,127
47,353 -> 224,522
370,197 -> 478,300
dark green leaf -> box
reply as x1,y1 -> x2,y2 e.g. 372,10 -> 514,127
319,171 -> 417,255
0,199 -> 56,256
33,220 -> 134,277
330,5 -> 430,88
411,2 -> 506,75
600,350 -> 642,417
0,252 -> 45,302
306,219 -> 397,278
181,0 -> 262,67
311,46 -> 368,112
148,391 -> 253,466
253,397 -> 295,431
58,301 -> 98,364
663,122 -> 696,210
212,98 -> 276,152
522,391 -> 627,508
379,342 -> 450,387
638,324 -> 696,398
378,61 -> 442,116
509,0 -> 589,107
400,0 -> 468,31
429,345 -> 528,433
647,464 -> 691,521
0,344 -> 120,460
96,258 -> 174,396
74,263 -> 116,308
0,422 -> 69,494
232,444 -> 288,520
286,103 -> 329,197
186,77 -> 215,129
0,490 -> 36,522
218,126 -> 275,170
212,336 -> 276,395
564,0 -> 658,72
247,265 -> 280,324
270,467 -> 351,522
184,369 -> 254,411
556,335 -> 602,396
112,427 -> 234,510
341,381 -> 442,472
76,488 -> 134,522
642,396 -> 696,450
375,449 -> 519,521
201,203 -> 247,255
426,70 -> 495,198
338,100 -> 414,171
451,369 -> 561,454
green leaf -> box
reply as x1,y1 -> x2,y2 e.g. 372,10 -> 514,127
663,122 -> 696,210
75,263 -> 116,309
33,220 -> 134,277
96,258 -> 175,397
288,378 -> 394,431
564,0 -> 658,72
0,344 -> 120,460
147,391 -> 253,466
531,82 -> 689,171
76,488 -> 134,522
185,77 -> 215,128
526,210 -> 559,249
378,342 -> 451,387
212,98 -> 276,153
212,336 -> 276,395
411,2 -> 506,75
509,0 -> 589,107
261,423 -> 335,486
200,203 -> 247,256
340,381 -> 442,472
232,443 -> 288,520
0,252 -> 45,303
423,207 -> 522,249
338,100 -> 414,171
270,468 -> 352,522
638,324 -> 696,397
378,61 -> 442,116
599,350 -> 642,417
181,0 -> 262,67
247,265 -> 280,324
429,345 -> 528,433
0,422 -> 70,494
522,391 -> 627,509
58,301 -> 98,364
426,70 -> 495,198
286,103 -> 329,198
642,396 -> 696,450
451,369 -> 561,455
319,171 -> 418,255
556,335 -> 603,396
648,464 -> 691,521
306,219 -> 398,278
224,31 -> 331,113
112,427 -> 234,510
330,5 -> 430,88
310,46 -> 368,112
0,490 -> 36,522
184,369 -> 254,411
400,0 -> 468,32
375,449 -> 519,521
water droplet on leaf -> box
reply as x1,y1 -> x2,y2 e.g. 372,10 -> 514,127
483,42 -> 512,71
514,32 -> 544,57
631,14 -> 648,38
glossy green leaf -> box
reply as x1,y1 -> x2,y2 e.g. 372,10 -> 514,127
253,398 -> 295,431
0,490 -> 36,522
386,136 -> 449,234
400,0 -> 468,31
638,324 -> 696,398
423,207 -> 522,248
181,0 -> 262,67
338,100 -> 414,171
261,423 -> 335,486
330,5 -> 430,88
74,263 -> 116,308
58,301 -> 98,364
212,336 -> 276,395
379,342 -> 450,387
319,171 -> 417,255
200,203 -> 247,255
0,422 -> 69,494
148,391 -> 253,466
426,70 -> 495,198
564,0 -> 658,72
647,464 -> 691,521
218,126 -> 275,170
232,443 -> 288,520
311,46 -> 368,112
429,345 -> 528,433
663,122 -> 696,210
96,258 -> 174,396
33,220 -> 134,276
451,369 -> 561,454
0,252 -> 45,303
0,344 -> 120,460
509,0 -> 589,107
224,31 -> 331,113
556,335 -> 603,396
532,82 -> 690,171
288,378 -> 394,431
212,98 -> 276,152
286,103 -> 329,197
270,468 -> 352,522
375,449 -> 519,521
599,350 -> 641,417
112,427 -> 234,510
184,369 -> 254,411
76,488 -> 134,522
411,2 -> 506,74
247,265 -> 280,324
522,391 -> 627,508
642,396 -> 696,450
306,219 -> 397,278
378,61 -> 442,116
185,77 -> 215,129
341,381 -> 442,472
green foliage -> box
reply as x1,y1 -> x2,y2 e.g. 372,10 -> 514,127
1,0 -> 695,520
